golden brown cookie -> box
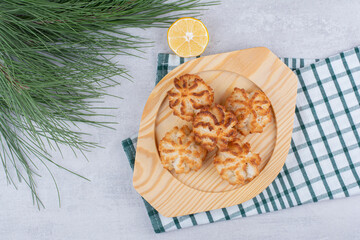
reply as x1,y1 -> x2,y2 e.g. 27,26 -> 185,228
167,74 -> 214,122
193,104 -> 238,151
158,125 -> 207,174
213,139 -> 261,185
225,88 -> 272,136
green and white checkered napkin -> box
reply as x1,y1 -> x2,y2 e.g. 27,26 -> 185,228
122,47 -> 360,233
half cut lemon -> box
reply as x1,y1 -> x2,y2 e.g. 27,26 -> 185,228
167,17 -> 209,58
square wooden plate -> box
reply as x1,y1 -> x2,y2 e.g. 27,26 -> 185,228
133,47 -> 298,217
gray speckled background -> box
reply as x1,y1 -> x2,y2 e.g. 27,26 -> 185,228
1,1 -> 360,239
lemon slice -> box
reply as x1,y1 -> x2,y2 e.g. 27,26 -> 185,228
167,17 -> 209,58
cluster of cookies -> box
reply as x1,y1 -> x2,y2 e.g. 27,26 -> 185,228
159,74 -> 272,185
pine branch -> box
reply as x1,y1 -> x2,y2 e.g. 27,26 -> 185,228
0,0 -> 218,208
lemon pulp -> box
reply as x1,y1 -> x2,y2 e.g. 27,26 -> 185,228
167,17 -> 209,58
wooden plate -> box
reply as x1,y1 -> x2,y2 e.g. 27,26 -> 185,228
133,47 -> 298,217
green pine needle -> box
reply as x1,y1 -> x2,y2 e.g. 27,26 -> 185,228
0,0 -> 218,208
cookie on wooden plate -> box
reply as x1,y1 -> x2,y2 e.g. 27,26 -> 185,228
214,139 -> 261,185
225,88 -> 272,136
167,74 -> 214,122
158,125 -> 207,174
193,104 -> 238,151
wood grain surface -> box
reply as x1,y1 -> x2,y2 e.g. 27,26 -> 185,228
133,47 -> 298,217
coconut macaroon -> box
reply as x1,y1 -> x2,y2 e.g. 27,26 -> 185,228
214,139 -> 261,185
193,104 -> 238,151
225,88 -> 272,136
167,74 -> 214,122
158,125 -> 207,174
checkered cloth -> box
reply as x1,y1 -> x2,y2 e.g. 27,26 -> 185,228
122,48 -> 360,233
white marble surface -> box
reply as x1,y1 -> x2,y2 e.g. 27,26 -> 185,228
1,1 -> 360,239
